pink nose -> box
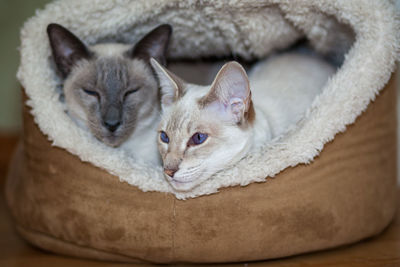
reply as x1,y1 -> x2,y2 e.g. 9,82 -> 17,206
164,168 -> 178,178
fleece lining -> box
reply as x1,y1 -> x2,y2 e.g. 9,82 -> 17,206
17,0 -> 400,199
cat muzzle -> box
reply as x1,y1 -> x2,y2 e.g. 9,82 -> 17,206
164,168 -> 178,178
104,120 -> 121,132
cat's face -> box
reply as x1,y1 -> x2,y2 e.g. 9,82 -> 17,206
152,60 -> 255,191
63,55 -> 158,146
47,24 -> 171,147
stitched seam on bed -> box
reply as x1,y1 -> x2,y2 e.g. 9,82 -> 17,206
15,224 -> 144,262
172,198 -> 176,261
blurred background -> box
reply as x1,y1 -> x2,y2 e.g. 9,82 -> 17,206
0,0 -> 51,133
0,1 -> 399,183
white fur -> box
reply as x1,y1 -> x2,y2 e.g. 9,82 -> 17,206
156,77 -> 255,191
120,109 -> 160,165
154,54 -> 334,191
250,53 -> 335,142
17,0 -> 400,199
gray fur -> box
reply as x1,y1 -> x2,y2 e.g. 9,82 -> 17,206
47,24 -> 172,148
66,52 -> 158,147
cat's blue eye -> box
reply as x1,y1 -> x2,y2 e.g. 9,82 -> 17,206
82,88 -> 99,97
160,131 -> 169,144
189,132 -> 208,146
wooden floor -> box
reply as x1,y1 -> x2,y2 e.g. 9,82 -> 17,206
1,135 -> 399,266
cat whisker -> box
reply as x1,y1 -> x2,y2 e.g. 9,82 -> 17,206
180,165 -> 203,176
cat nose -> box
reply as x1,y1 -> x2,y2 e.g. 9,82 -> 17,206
104,120 -> 121,132
164,168 -> 178,178
103,106 -> 121,132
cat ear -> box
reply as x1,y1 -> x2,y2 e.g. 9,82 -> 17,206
200,61 -> 252,124
47,23 -> 91,78
131,24 -> 172,66
150,58 -> 185,110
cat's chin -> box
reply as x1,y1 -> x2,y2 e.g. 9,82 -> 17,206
97,135 -> 125,148
166,175 -> 205,192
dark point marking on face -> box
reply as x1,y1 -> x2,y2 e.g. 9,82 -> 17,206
131,24 -> 172,66
47,23 -> 92,78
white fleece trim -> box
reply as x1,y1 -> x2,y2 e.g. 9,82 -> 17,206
17,0 -> 400,199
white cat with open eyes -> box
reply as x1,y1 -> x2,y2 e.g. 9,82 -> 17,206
151,53 -> 335,191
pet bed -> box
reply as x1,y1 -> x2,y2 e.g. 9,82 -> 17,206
6,0 -> 400,263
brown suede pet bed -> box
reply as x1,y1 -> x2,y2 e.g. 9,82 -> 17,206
5,0 -> 400,263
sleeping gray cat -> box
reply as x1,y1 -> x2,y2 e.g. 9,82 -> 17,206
47,23 -> 172,164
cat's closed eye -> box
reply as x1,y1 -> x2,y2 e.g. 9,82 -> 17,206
188,132 -> 208,146
82,88 -> 100,98
123,87 -> 140,101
